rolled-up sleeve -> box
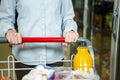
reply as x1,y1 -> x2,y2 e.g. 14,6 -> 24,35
0,0 -> 16,37
61,0 -> 78,36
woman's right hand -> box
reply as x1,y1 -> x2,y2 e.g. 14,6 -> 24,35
6,29 -> 22,45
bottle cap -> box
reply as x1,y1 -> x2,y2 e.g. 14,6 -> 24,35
78,41 -> 87,47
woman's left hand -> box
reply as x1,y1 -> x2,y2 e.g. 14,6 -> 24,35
62,30 -> 79,46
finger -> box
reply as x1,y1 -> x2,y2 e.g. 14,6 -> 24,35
6,33 -> 12,43
6,31 -> 15,44
65,33 -> 72,43
62,43 -> 68,46
74,33 -> 79,42
17,33 -> 22,43
21,43 -> 25,48
72,34 -> 77,42
66,32 -> 74,43
11,36 -> 15,44
10,33 -> 18,44
8,35 -> 14,44
14,33 -> 19,44
6,37 -> 11,43
65,36 -> 70,43
70,32 -> 79,42
69,31 -> 75,42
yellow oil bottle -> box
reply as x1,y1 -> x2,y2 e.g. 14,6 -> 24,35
73,42 -> 93,73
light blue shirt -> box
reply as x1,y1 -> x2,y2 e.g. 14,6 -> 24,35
0,0 -> 78,65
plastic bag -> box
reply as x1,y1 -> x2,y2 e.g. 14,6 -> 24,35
54,67 -> 100,80
72,69 -> 100,80
22,65 -> 55,80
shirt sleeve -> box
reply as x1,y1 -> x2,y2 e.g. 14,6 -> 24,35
61,0 -> 78,36
0,0 -> 16,37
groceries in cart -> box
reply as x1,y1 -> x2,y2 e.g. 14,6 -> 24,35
22,65 -> 55,80
21,66 -> 100,80
53,40 -> 99,80
21,40 -> 100,80
54,67 -> 99,80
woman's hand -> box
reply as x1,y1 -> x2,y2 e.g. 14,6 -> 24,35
62,30 -> 79,46
6,29 -> 23,45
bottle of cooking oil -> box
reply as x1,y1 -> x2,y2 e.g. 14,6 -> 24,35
73,41 -> 93,73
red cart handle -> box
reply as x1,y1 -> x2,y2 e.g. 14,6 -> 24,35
22,37 -> 65,43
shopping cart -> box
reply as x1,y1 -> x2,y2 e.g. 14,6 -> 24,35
0,37 -> 99,80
